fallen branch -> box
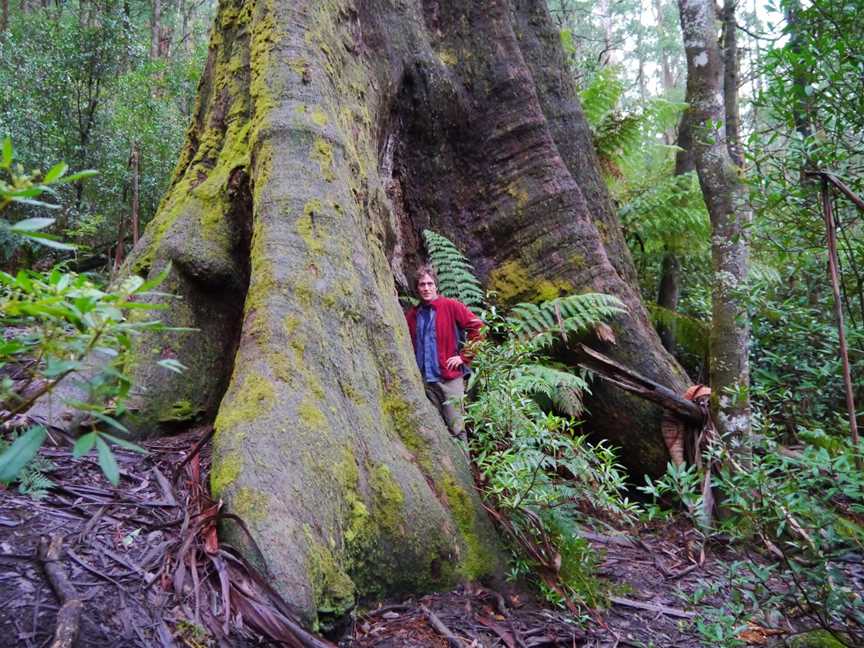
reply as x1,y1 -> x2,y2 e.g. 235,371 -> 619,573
421,604 -> 465,647
575,344 -> 705,424
38,534 -> 84,648
609,596 -> 695,619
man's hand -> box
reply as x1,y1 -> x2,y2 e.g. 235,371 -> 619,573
445,355 -> 464,371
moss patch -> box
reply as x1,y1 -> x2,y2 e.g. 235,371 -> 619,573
306,529 -> 356,623
158,399 -> 204,424
311,137 -> 335,182
232,486 -> 270,523
214,373 -> 276,434
297,199 -> 325,255
488,260 -> 573,303
211,451 -> 242,497
788,630 -> 848,648
382,393 -> 434,475
443,476 -> 496,580
298,398 -> 327,430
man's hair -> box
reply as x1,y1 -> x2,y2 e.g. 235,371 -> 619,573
414,264 -> 438,289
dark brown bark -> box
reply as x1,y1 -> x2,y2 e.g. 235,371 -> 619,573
678,0 -> 751,442
656,250 -> 681,351
122,0 -> 691,625
655,63 -> 696,353
1,0 -> 8,33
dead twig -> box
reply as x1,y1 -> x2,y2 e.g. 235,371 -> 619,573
38,535 -> 83,648
421,605 -> 465,647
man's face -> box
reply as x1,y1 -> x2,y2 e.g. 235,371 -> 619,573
417,273 -> 438,303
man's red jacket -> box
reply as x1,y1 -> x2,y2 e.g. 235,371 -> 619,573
405,296 -> 484,381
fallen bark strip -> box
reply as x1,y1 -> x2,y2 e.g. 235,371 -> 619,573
421,604 -> 465,647
576,344 -> 705,424
38,534 -> 84,648
578,529 -> 638,548
609,596 -> 696,619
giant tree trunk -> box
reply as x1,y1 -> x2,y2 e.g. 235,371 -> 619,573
122,0 -> 688,625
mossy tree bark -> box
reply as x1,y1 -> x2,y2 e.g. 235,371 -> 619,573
678,0 -> 751,443
122,0 -> 689,626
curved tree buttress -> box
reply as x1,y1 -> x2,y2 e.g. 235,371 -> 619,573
121,0 -> 688,624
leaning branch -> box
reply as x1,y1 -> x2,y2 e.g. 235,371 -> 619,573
575,344 -> 705,425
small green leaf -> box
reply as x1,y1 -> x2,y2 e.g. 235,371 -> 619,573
42,162 -> 68,183
1,137 -> 12,168
89,411 -> 129,434
101,433 -> 147,454
17,232 -> 76,251
12,217 -> 55,232
54,169 -> 97,184
0,426 -> 47,483
73,432 -> 98,458
95,437 -> 120,486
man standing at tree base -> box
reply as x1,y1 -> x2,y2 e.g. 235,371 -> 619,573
405,265 -> 484,441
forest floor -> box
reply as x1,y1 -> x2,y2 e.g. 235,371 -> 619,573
0,428 -> 783,648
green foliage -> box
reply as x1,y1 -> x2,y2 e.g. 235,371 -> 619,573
421,229 -> 485,307
0,3 -> 210,265
618,171 -> 708,253
507,293 -> 625,349
0,265 -> 173,486
467,309 -> 638,610
0,137 -> 95,253
645,304 -> 708,359
0,144 -> 176,486
0,433 -> 55,500
643,432 -> 864,646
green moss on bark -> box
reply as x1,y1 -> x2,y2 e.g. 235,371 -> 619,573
443,476 -> 497,579
382,393 -> 434,475
214,373 -> 276,434
211,451 -> 243,497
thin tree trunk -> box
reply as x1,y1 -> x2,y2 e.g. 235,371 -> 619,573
655,81 -> 695,354
722,0 -> 743,166
1,0 -> 8,33
130,142 -> 140,245
678,0 -> 752,445
150,0 -> 161,59
657,250 -> 681,351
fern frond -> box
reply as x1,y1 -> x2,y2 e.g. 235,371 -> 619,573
508,293 -> 625,349
618,171 -> 709,250
422,230 -> 485,307
515,363 -> 589,417
579,67 -> 624,128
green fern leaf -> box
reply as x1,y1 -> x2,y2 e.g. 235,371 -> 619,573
508,293 -> 625,349
422,230 -> 485,307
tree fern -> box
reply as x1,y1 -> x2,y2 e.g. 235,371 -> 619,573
618,171 -> 709,252
0,437 -> 54,500
422,229 -> 485,307
507,293 -> 626,349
